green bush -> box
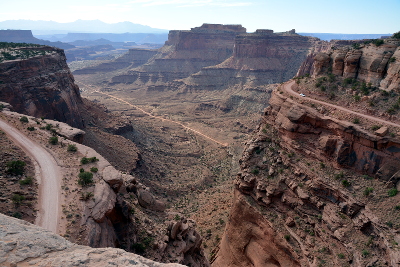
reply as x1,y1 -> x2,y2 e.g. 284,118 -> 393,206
6,160 -> 26,175
352,118 -> 360,124
27,126 -> 35,131
19,116 -> 29,123
78,171 -> 93,186
251,169 -> 260,175
341,180 -> 351,187
388,188 -> 398,197
12,194 -> 25,204
393,31 -> 400,39
0,104 -> 4,111
49,136 -> 58,145
45,124 -> 52,130
371,125 -> 381,131
12,212 -> 22,219
67,144 -> 77,152
80,157 -> 99,164
19,176 -> 33,185
338,253 -> 345,259
363,187 -> 374,196
90,167 -> 98,173
389,57 -> 396,63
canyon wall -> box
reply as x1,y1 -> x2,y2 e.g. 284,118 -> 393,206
298,38 -> 400,91
213,86 -> 400,266
179,30 -> 315,91
111,24 -> 246,84
0,46 -> 84,128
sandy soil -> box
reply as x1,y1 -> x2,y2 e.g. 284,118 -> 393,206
0,118 -> 61,233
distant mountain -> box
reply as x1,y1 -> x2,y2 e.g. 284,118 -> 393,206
0,20 -> 168,35
298,32 -> 391,41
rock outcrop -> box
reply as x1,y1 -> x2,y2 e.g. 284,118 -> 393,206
298,38 -> 400,91
214,85 -> 400,266
0,46 -> 85,128
0,213 -> 184,267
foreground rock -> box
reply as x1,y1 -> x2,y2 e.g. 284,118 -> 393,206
0,213 -> 183,267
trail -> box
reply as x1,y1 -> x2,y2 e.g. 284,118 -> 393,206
0,118 -> 61,233
283,80 -> 400,128
77,81 -> 228,147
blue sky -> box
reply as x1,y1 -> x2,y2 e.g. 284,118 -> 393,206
1,0 -> 399,33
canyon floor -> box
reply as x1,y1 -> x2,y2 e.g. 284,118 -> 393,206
71,64 -> 273,255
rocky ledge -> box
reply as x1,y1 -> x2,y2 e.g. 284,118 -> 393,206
0,213 -> 183,267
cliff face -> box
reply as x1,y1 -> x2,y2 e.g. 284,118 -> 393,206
214,86 -> 400,266
0,46 -> 84,128
180,30 -> 315,90
298,39 -> 400,91
111,24 -> 245,84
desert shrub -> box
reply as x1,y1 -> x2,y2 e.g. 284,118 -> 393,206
45,124 -> 52,130
80,192 -> 94,201
393,31 -> 400,39
19,176 -> 33,185
371,125 -> 381,131
251,168 -> 260,175
80,157 -> 99,164
78,171 -> 93,186
27,126 -> 35,131
338,253 -> 345,259
49,136 -> 58,145
12,212 -> 22,219
352,118 -> 360,124
354,95 -> 361,102
352,43 -> 360,49
67,144 -> 77,152
0,104 -> 4,111
341,180 -> 351,187
388,188 -> 398,197
389,57 -> 396,63
90,167 -> 98,173
19,116 -> 29,123
372,39 -> 384,46
12,194 -> 25,204
284,234 -> 291,241
363,187 -> 374,196
6,160 -> 26,175
131,243 -> 146,255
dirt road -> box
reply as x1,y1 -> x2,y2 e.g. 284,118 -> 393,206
283,80 -> 400,128
0,118 -> 61,233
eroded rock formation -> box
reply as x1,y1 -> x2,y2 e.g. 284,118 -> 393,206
298,38 -> 400,91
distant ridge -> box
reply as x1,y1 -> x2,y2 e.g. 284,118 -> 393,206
299,32 -> 391,41
0,19 -> 168,35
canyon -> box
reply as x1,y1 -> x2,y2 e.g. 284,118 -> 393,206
1,24 -> 400,267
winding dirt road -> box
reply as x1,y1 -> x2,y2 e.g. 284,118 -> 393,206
283,80 -> 400,128
0,118 -> 61,233
76,80 -> 228,146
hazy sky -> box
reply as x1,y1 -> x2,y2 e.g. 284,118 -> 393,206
1,0 -> 399,33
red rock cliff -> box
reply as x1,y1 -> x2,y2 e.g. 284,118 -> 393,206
0,46 -> 84,128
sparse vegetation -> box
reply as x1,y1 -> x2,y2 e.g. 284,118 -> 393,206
67,144 -> 77,152
90,167 -> 98,173
341,180 -> 351,187
12,194 -> 25,204
363,187 -> 374,196
49,136 -> 58,145
81,157 -> 99,164
78,171 -> 94,186
80,192 -> 94,201
337,253 -> 345,259
19,176 -> 33,185
27,126 -> 35,131
6,160 -> 26,175
388,188 -> 398,197
19,116 -> 29,123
